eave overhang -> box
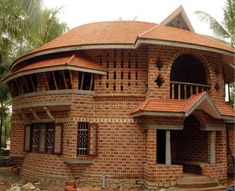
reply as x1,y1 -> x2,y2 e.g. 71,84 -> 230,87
131,92 -> 234,121
10,39 -> 235,73
3,53 -> 106,83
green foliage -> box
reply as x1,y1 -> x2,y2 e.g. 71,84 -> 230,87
195,0 -> 235,106
0,0 -> 68,149
195,0 -> 235,47
25,7 -> 68,52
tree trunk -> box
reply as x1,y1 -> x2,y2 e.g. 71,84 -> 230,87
0,116 -> 2,152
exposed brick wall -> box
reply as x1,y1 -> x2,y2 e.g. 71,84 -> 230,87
171,125 -> 209,163
9,45 -> 231,188
89,48 -> 148,96
10,119 -> 24,154
201,131 -> 227,182
226,124 -> 234,173
155,165 -> 182,183
21,153 -> 72,181
144,129 -> 156,182
147,45 -> 225,102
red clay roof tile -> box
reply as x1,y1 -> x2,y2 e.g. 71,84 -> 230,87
23,21 -> 235,57
139,25 -> 234,53
215,102 -> 235,117
132,92 -> 235,117
33,21 -> 156,53
4,52 -> 105,81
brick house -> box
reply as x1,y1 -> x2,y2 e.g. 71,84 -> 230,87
3,6 -> 235,189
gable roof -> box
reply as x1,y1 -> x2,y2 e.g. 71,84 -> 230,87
131,92 -> 234,119
160,5 -> 194,32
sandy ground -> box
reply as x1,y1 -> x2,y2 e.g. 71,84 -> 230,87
0,167 -> 144,191
0,166 -> 234,191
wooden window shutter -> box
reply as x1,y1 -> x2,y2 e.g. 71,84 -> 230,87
54,124 -> 63,154
88,123 -> 98,157
24,125 -> 31,152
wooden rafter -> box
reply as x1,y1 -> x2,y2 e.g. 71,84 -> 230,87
29,75 -> 36,92
52,71 -> 58,90
80,72 -> 84,90
43,73 -> 49,90
15,79 -> 22,94
90,74 -> 94,91
62,71 -> 68,89
8,82 -> 16,97
69,70 -> 73,89
23,76 -> 30,92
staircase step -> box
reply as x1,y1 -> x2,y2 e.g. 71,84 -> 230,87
175,173 -> 226,190
177,175 -> 218,188
175,185 -> 227,191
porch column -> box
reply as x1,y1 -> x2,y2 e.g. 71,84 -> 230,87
165,130 -> 171,165
209,131 -> 216,164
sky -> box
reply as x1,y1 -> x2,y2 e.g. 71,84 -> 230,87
43,0 -> 226,36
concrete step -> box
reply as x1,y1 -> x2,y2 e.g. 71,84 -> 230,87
174,173 -> 228,191
176,174 -> 220,189
175,185 -> 227,191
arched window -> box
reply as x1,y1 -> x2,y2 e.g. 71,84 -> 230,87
170,54 -> 210,99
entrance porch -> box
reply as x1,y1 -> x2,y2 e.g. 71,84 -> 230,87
131,92 -> 229,187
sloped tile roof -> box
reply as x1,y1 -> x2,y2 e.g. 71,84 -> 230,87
131,92 -> 235,118
11,21 -> 235,73
4,52 -> 105,82
32,21 -> 234,54
33,21 -> 156,52
139,25 -> 234,53
214,102 -> 235,117
17,52 -> 104,73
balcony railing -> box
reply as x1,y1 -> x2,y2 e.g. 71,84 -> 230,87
170,81 -> 210,99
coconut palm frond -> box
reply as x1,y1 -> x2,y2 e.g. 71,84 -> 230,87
195,11 -> 230,39
223,0 -> 235,46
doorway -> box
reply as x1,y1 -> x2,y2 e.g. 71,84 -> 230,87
157,130 -> 166,164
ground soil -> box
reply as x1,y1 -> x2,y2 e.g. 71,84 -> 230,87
0,167 -> 143,191
0,167 -> 234,191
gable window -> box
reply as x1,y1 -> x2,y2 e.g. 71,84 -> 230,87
77,122 -> 98,156
24,123 -> 63,154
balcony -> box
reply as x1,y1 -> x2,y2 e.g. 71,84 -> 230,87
170,81 -> 210,99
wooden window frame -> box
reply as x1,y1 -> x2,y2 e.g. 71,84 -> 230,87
77,122 -> 98,157
24,123 -> 63,155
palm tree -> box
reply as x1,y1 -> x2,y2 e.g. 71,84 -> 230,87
195,0 -> 235,47
23,7 -> 68,53
0,0 -> 68,150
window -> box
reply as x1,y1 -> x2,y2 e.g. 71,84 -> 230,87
24,123 -> 63,154
77,122 -> 98,156
224,83 -> 230,102
78,72 -> 94,91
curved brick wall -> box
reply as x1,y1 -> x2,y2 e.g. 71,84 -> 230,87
21,153 -> 72,182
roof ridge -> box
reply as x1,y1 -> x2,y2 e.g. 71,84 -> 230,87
183,91 -> 207,112
138,24 -> 160,37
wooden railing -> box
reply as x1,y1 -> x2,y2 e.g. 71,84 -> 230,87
170,81 -> 210,99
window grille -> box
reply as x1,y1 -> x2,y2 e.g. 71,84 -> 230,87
24,123 -> 62,154
77,122 -> 88,156
32,125 -> 40,152
46,124 -> 55,153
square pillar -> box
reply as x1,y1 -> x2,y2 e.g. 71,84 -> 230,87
165,130 -> 171,165
209,131 -> 216,164
144,129 -> 157,182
